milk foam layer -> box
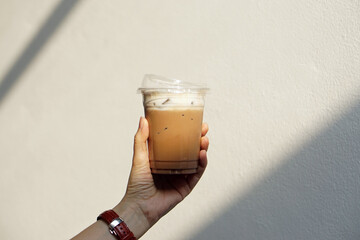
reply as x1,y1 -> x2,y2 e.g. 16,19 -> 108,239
143,92 -> 205,109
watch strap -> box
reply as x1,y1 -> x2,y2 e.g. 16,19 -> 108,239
97,210 -> 136,240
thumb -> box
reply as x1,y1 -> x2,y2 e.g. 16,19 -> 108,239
133,117 -> 149,167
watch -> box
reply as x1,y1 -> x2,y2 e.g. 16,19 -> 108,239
97,210 -> 136,240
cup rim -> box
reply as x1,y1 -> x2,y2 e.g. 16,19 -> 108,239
137,87 -> 209,94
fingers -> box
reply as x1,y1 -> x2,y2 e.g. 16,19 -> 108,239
187,123 -> 209,189
133,117 -> 149,167
201,123 -> 209,137
200,136 -> 209,151
201,123 -> 209,151
187,150 -> 208,190
198,149 -> 208,171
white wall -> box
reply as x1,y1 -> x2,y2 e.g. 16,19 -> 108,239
1,1 -> 359,239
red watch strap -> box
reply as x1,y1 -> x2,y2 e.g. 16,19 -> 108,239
97,210 -> 136,240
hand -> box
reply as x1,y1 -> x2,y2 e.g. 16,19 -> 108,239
114,117 -> 209,238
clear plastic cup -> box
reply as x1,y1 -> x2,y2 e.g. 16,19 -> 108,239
138,74 -> 208,174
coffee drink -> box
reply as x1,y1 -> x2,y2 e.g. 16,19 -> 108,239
139,75 -> 208,174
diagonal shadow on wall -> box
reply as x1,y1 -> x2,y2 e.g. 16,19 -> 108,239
191,99 -> 360,240
0,0 -> 80,107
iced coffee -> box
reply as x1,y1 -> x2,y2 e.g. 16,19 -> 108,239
139,75 -> 208,174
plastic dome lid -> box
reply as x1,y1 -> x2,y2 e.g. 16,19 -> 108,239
138,74 -> 209,94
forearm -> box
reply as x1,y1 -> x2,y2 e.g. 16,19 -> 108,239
71,221 -> 114,240
71,199 -> 150,240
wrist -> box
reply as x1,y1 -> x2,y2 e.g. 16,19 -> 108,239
113,198 -> 150,239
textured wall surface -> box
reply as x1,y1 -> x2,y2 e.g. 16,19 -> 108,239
1,1 -> 360,239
